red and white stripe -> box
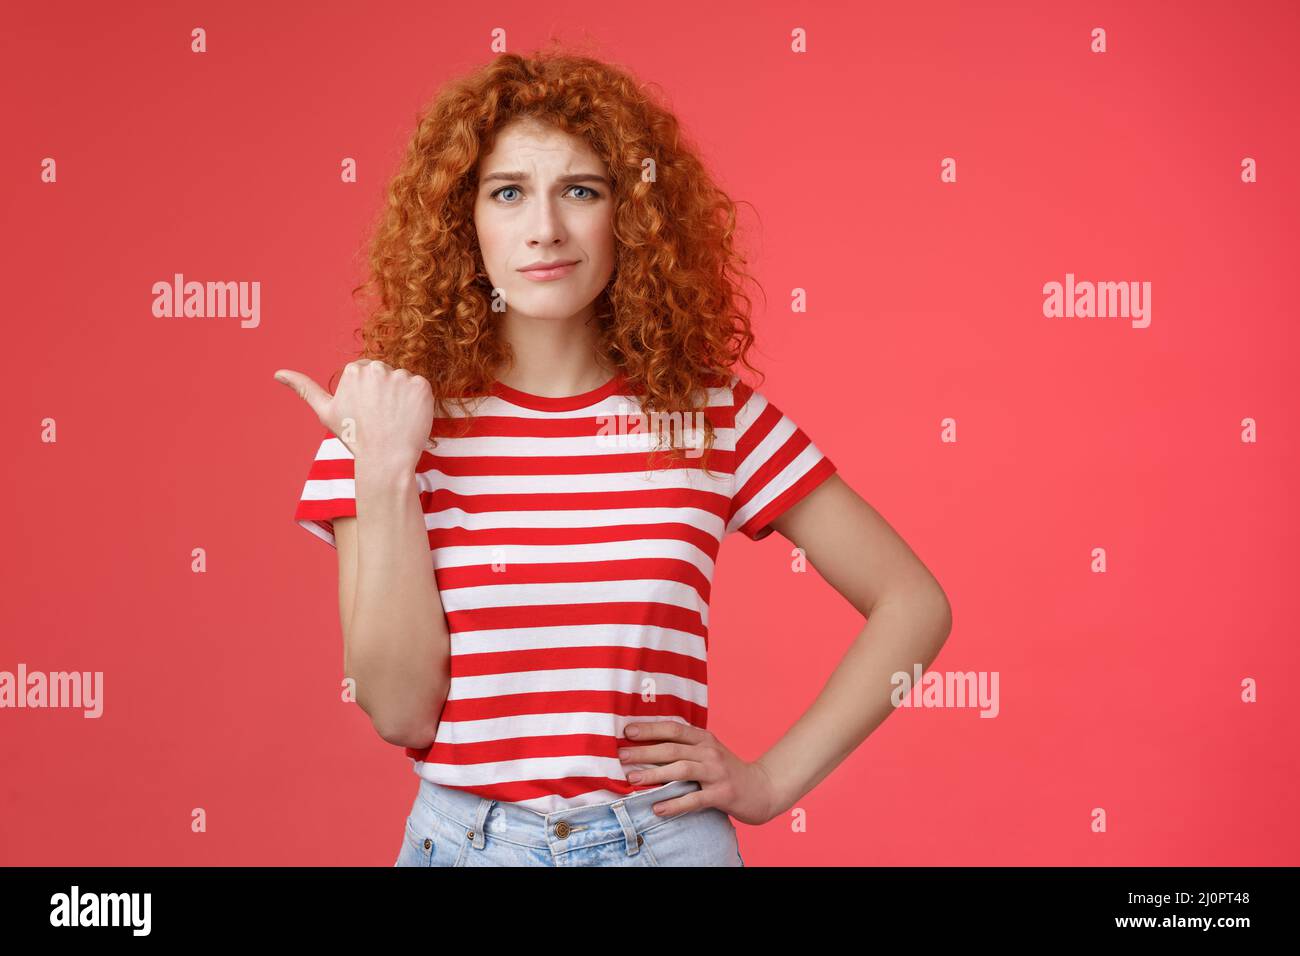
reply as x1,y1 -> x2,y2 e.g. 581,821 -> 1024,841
294,373 -> 836,813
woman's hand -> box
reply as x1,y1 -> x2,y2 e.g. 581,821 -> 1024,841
274,359 -> 435,472
618,721 -> 781,825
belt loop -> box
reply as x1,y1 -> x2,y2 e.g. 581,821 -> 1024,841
609,800 -> 641,857
471,797 -> 494,850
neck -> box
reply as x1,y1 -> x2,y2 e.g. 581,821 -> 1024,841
497,305 -> 613,396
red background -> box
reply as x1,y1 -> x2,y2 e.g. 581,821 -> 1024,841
2,0 -> 1297,865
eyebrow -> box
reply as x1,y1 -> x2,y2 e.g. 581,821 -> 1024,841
479,171 -> 610,186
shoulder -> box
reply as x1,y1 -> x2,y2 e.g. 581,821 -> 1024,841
725,374 -> 773,429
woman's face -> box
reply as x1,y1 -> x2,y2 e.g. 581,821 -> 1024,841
473,118 -> 616,323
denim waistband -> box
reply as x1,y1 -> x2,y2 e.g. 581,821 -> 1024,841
415,777 -> 702,852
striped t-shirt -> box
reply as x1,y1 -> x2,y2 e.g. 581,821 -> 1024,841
294,371 -> 836,814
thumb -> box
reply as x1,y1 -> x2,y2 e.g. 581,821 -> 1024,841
273,369 -> 333,421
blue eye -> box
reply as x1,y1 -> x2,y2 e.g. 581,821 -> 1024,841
489,185 -> 602,203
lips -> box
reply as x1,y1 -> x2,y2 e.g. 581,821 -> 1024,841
518,259 -> 578,272
518,260 -> 579,281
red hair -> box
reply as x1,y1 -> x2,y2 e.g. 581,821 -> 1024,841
341,45 -> 771,476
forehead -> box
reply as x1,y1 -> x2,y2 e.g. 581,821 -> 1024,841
480,118 -> 604,169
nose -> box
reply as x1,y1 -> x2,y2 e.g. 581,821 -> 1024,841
526,195 -> 566,247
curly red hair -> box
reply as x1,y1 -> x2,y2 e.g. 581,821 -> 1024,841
338,45 -> 771,476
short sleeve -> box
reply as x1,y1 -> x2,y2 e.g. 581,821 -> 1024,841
725,377 -> 837,541
293,428 -> 356,548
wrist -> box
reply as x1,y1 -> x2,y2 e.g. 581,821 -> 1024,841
753,756 -> 795,822
353,456 -> 418,489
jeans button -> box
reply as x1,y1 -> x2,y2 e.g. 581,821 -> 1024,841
554,821 -> 571,839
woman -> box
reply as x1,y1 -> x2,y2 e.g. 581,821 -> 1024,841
274,49 -> 951,867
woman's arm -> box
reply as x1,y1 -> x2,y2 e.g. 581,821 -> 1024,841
754,472 -> 953,818
332,462 -> 450,749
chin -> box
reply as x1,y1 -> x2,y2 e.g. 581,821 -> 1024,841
510,293 -> 596,321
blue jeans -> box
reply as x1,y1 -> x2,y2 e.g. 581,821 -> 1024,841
394,777 -> 745,867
